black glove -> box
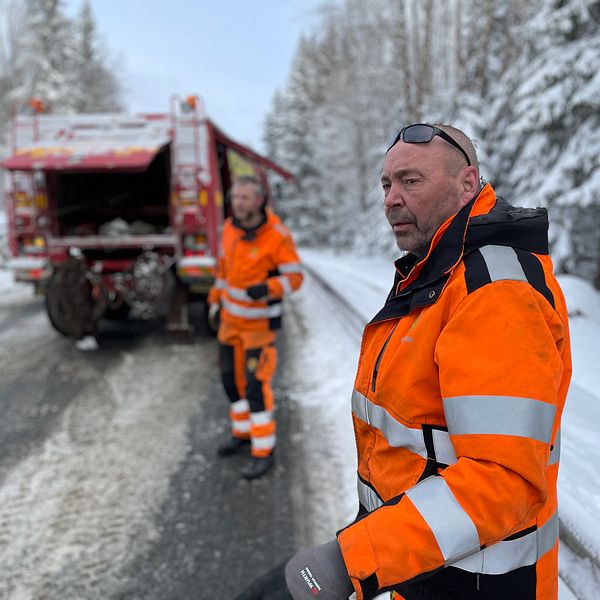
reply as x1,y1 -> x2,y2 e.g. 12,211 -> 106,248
208,303 -> 220,331
247,283 -> 269,300
235,560 -> 293,600
285,540 -> 354,599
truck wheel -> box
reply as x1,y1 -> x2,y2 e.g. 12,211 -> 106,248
45,258 -> 96,338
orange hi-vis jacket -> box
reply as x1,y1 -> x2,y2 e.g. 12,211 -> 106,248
208,210 -> 303,331
337,184 -> 571,600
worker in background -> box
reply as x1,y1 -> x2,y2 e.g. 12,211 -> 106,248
208,175 -> 304,480
237,124 -> 571,599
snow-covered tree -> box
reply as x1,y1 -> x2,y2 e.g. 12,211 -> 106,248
0,0 -> 123,144
72,0 -> 122,113
0,0 -> 27,143
487,0 -> 600,284
264,36 -> 331,245
266,0 -> 600,284
14,0 -> 78,111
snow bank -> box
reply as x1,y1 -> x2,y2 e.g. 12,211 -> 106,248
558,274 -> 600,323
0,268 -> 33,308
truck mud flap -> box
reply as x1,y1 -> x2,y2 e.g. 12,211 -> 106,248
166,280 -> 194,336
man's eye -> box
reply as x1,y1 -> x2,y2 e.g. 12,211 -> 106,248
403,178 -> 419,185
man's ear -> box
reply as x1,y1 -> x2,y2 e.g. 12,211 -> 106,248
461,166 -> 480,204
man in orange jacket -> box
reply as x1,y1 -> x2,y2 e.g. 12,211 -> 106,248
238,124 -> 570,599
208,175 -> 303,480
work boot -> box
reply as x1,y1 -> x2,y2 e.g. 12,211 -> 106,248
241,455 -> 274,480
217,437 -> 251,457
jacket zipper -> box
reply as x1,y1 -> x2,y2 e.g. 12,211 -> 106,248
371,322 -> 399,393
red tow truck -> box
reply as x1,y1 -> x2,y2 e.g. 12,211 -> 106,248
2,95 -> 292,337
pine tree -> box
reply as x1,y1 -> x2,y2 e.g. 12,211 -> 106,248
262,0 -> 600,284
72,0 -> 122,113
487,0 -> 600,284
1,0 -> 122,121
0,0 -> 26,141
15,0 -> 77,111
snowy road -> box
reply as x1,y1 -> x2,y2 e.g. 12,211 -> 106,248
0,284 -> 314,599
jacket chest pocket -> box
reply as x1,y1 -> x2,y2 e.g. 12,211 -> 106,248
370,314 -> 443,419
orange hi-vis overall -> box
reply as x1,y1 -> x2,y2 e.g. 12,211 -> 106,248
208,210 -> 303,457
337,185 -> 571,600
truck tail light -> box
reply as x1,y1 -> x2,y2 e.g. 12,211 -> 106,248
23,236 -> 46,254
183,234 -> 207,256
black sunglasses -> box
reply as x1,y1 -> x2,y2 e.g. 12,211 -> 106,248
387,123 -> 472,167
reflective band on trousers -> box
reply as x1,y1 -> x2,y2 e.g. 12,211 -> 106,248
451,511 -> 559,574
278,262 -> 303,274
443,395 -> 556,443
252,434 -> 276,450
407,476 -> 480,563
250,410 -> 273,426
479,245 -> 527,283
230,398 -> 250,414
222,297 -> 283,319
233,421 -> 250,433
549,428 -> 560,465
352,390 -> 457,465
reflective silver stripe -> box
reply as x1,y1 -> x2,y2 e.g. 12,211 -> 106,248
233,421 -> 250,434
443,395 -> 555,443
452,511 -> 558,574
278,262 -> 303,274
357,479 -> 383,512
252,434 -> 276,451
479,245 -> 527,282
230,399 -> 249,414
549,428 -> 561,465
215,278 -> 227,289
222,297 -> 283,319
250,410 -> 273,426
432,428 -> 458,465
407,476 -> 480,563
352,390 -> 428,458
227,286 -> 252,302
538,510 -> 559,556
278,276 -> 293,295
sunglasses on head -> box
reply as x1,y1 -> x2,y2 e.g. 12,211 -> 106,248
387,123 -> 472,167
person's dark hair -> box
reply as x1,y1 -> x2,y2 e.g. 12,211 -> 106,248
233,175 -> 265,201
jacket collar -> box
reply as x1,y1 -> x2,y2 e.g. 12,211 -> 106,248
393,184 -> 494,294
232,208 -> 268,240
370,184 -> 549,324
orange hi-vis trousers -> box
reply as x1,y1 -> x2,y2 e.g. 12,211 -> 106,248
218,322 -> 277,458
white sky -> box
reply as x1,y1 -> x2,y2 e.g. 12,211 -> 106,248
65,0 -> 328,153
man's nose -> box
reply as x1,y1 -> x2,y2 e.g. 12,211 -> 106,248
384,184 -> 405,209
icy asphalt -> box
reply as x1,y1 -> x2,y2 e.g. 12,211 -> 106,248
0,293 -> 339,600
